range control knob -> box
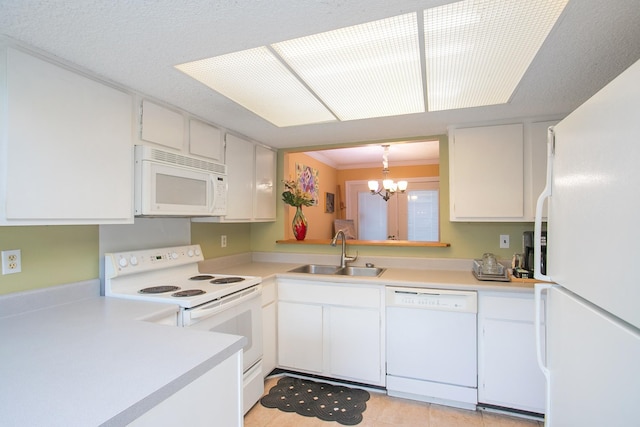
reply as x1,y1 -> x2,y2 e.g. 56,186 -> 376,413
195,248 -> 201,256
171,252 -> 179,260
118,257 -> 128,268
130,256 -> 138,266
187,249 -> 194,257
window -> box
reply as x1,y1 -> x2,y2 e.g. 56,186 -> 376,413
346,178 -> 439,241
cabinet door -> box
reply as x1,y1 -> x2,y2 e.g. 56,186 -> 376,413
450,124 -> 524,220
3,47 -> 133,224
326,305 -> 383,385
478,293 -> 546,413
254,145 -> 276,221
224,134 -> 254,220
140,100 -> 184,150
277,301 -> 323,373
189,119 -> 224,163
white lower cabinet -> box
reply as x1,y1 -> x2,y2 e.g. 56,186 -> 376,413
277,279 -> 385,386
194,134 -> 276,223
326,305 -> 381,383
477,292 -> 546,414
278,301 -> 324,373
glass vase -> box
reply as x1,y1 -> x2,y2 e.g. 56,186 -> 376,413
292,206 -> 308,241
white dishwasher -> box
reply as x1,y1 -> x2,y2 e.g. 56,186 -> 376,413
386,286 -> 478,410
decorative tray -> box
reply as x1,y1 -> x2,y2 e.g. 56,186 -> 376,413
472,259 -> 510,282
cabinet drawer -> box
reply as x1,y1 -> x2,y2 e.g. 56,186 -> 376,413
278,280 -> 381,308
480,293 -> 544,323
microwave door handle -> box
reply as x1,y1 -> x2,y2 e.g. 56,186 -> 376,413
209,175 -> 222,214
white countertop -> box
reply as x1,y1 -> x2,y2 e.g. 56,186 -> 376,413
200,260 -> 536,293
0,283 -> 245,426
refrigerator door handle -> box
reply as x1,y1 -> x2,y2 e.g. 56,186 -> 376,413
534,127 -> 554,282
535,283 -> 552,424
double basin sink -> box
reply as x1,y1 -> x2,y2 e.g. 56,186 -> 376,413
288,264 -> 385,277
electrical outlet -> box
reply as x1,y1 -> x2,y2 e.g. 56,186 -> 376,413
2,249 -> 22,275
499,234 -> 510,249
221,235 -> 227,248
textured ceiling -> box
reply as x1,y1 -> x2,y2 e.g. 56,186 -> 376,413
1,0 -> 640,149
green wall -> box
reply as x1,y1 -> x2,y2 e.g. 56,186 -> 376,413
0,134 -> 536,296
191,222 -> 252,258
0,225 -> 98,295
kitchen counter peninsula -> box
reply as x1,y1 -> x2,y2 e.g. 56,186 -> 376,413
0,280 -> 245,427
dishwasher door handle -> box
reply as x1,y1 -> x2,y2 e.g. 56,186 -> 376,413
393,290 -> 440,296
393,290 -> 442,296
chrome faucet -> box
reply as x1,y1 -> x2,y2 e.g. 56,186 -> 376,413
330,230 -> 358,268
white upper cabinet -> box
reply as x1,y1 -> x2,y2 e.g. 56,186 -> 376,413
449,120 -> 559,222
189,119 -> 224,163
450,123 -> 524,221
137,99 -> 225,164
0,46 -> 133,225
139,99 -> 184,151
195,133 -> 276,223
254,144 -> 277,221
225,133 -> 255,221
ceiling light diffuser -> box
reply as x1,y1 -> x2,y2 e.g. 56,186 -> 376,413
176,47 -> 336,127
424,0 -> 569,111
272,13 -> 424,121
175,0 -> 569,126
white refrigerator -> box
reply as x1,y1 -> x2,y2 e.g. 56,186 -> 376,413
534,57 -> 640,426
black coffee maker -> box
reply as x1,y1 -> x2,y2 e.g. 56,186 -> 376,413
523,231 -> 546,275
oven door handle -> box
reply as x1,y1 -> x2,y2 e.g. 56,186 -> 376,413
189,286 -> 260,319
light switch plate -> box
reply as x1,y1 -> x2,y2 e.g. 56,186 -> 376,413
499,234 -> 510,249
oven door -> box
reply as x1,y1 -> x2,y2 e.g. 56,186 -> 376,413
182,285 -> 263,371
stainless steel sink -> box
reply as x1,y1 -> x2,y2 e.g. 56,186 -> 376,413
288,264 -> 385,277
288,264 -> 341,275
335,266 -> 386,277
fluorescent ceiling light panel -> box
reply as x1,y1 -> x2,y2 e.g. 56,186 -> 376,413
424,0 -> 569,111
175,47 -> 336,127
272,13 -> 424,121
175,1 -> 568,126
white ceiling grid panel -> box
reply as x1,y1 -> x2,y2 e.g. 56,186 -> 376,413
175,47 -> 336,127
424,0 -> 570,111
272,13 -> 424,122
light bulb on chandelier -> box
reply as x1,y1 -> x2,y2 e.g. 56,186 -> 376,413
368,145 -> 408,202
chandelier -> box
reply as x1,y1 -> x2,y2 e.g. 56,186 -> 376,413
368,145 -> 408,201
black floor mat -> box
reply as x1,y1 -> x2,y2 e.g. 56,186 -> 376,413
260,376 -> 370,425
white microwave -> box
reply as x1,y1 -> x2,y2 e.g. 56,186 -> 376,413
134,145 -> 227,217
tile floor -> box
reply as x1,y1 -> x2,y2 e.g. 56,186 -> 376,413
245,376 -> 544,427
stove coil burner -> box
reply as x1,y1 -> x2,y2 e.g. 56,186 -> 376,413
172,289 -> 206,297
189,275 -> 215,281
138,286 -> 180,294
210,277 -> 245,284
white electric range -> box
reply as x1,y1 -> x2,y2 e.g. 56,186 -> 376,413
104,244 -> 264,414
